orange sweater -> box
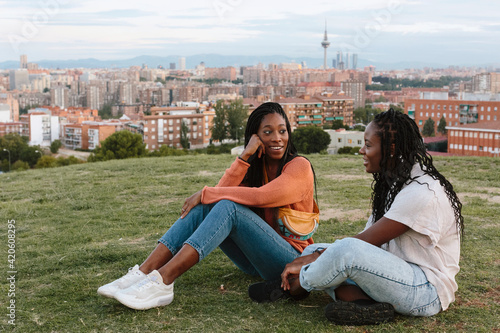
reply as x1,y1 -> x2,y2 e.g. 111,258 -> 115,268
201,156 -> 315,252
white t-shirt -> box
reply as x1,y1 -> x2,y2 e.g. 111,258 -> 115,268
364,163 -> 460,311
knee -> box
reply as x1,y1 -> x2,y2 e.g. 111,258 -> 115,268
324,238 -> 367,263
214,200 -> 243,212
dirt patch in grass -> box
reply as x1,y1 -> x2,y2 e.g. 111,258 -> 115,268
197,170 -> 221,177
320,208 -> 369,222
322,174 -> 371,181
459,192 -> 500,204
455,286 -> 500,308
152,198 -> 177,205
477,187 -> 500,195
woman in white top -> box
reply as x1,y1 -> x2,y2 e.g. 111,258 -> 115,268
250,109 -> 464,326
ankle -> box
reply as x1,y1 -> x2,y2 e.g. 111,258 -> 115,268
287,276 -> 306,296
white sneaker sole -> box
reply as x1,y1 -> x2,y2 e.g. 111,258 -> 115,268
115,293 -> 174,310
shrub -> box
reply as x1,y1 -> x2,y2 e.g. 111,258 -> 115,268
292,126 -> 331,154
88,131 -> 147,162
350,146 -> 361,154
12,160 -> 29,171
337,147 -> 352,154
50,140 -> 62,154
35,155 -> 58,168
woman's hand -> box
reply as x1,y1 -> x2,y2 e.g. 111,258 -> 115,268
281,253 -> 319,290
239,134 -> 265,162
180,190 -> 202,219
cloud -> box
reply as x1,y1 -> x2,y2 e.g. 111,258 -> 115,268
384,22 -> 483,34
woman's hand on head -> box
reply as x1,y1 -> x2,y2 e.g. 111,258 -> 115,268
240,134 -> 265,162
180,190 -> 202,219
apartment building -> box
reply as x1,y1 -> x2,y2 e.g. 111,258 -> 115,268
277,95 -> 354,129
405,98 -> 500,133
278,97 -> 323,130
204,67 -> 237,81
19,108 -> 60,146
142,106 -> 215,150
0,122 -> 23,137
63,122 -> 116,150
447,121 -> 500,157
341,81 -> 366,109
320,95 -> 355,127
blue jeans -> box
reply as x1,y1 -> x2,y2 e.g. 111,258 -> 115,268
158,200 -> 300,280
299,238 -> 442,316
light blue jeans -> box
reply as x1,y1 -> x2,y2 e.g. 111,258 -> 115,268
158,200 -> 300,280
299,238 -> 442,316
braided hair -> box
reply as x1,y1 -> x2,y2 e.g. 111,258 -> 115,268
242,102 -> 298,187
370,108 -> 464,238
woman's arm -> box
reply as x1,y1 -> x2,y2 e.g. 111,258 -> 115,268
216,134 -> 265,187
202,157 -> 314,209
354,217 -> 410,247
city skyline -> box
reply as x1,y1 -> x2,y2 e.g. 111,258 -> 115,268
1,0 -> 500,67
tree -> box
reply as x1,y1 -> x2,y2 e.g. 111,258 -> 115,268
88,131 -> 147,162
211,100 -> 228,142
19,145 -> 44,167
180,120 -> 190,149
99,103 -> 113,119
292,126 -> 331,154
353,106 -> 383,124
226,99 -> 248,143
0,133 -> 29,163
422,118 -> 436,137
437,116 -> 447,135
211,99 -> 248,143
331,120 -> 348,130
50,139 -> 62,154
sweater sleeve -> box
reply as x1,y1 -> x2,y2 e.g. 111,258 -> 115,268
202,157 -> 314,209
215,157 -> 250,187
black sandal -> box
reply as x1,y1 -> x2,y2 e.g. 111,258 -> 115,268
248,279 -> 309,303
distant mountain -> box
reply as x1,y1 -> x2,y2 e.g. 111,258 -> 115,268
0,54 -> 495,71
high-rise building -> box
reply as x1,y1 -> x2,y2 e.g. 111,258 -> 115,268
345,52 -> 350,69
9,69 -> 29,90
20,55 -> 28,69
341,81 -> 366,109
179,57 -> 186,71
332,59 -> 337,69
321,22 -> 330,70
352,54 -> 358,70
51,87 -> 70,109
472,73 -> 492,93
336,51 -> 345,70
169,63 -> 176,70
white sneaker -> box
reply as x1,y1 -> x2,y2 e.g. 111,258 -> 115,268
114,270 -> 174,310
97,265 -> 146,299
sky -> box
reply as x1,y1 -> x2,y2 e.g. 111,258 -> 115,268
1,0 -> 499,67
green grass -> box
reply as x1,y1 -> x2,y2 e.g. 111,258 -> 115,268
1,154 -> 499,332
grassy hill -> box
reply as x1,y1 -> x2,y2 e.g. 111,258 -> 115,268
1,154 -> 499,332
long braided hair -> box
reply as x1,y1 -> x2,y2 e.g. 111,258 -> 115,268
242,102 -> 317,224
370,108 -> 464,238
242,102 -> 298,187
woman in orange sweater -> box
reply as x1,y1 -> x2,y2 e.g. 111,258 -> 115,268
97,102 -> 316,310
